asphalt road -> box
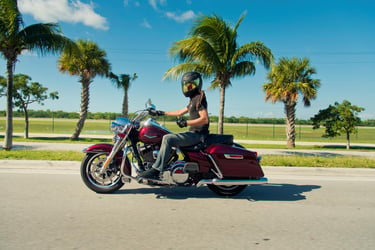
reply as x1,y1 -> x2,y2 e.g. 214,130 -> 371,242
1,161 -> 375,250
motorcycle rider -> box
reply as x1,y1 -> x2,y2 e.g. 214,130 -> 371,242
139,72 -> 210,180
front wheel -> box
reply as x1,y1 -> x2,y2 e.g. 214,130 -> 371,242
207,184 -> 247,196
81,153 -> 124,193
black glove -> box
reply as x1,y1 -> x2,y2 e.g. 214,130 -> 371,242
148,109 -> 165,116
176,117 -> 187,128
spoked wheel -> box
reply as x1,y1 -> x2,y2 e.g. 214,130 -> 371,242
81,153 -> 124,193
207,184 -> 247,196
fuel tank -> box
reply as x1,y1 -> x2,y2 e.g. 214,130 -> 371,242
138,118 -> 171,144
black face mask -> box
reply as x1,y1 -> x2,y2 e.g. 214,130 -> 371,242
185,88 -> 200,98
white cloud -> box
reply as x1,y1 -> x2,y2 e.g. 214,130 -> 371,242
165,10 -> 196,23
21,50 -> 37,56
124,0 -> 195,24
140,18 -> 152,29
148,0 -> 167,10
18,0 -> 108,30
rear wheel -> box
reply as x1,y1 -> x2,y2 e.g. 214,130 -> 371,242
81,153 -> 124,193
207,184 -> 247,196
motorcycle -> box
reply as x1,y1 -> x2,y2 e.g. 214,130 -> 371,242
80,101 -> 268,196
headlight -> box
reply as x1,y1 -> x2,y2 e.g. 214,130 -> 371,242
110,122 -> 123,133
111,117 -> 131,132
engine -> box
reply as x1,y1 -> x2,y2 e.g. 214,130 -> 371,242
138,144 -> 159,170
138,143 -> 199,186
139,144 -> 158,162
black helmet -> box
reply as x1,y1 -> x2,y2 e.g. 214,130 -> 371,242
181,72 -> 202,97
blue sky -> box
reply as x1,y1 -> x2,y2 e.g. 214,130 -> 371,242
1,0 -> 374,119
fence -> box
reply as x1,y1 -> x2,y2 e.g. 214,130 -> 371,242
1,118 -> 374,143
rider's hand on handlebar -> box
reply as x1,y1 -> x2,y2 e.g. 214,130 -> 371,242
148,109 -> 165,116
176,117 -> 187,128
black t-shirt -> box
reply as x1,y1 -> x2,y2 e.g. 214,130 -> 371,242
187,93 -> 209,134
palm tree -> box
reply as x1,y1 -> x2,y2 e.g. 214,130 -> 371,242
58,39 -> 110,140
108,72 -> 137,117
0,0 -> 74,150
263,57 -> 321,148
164,14 -> 273,134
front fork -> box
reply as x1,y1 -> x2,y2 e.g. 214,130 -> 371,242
99,125 -> 133,173
100,139 -> 126,173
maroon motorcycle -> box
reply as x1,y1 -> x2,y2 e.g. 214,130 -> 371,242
80,101 -> 267,196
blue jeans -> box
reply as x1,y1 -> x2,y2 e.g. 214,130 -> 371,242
152,131 -> 204,172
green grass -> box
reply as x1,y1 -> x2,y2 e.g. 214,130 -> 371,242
2,118 -> 375,143
10,136 -> 112,144
241,143 -> 375,151
1,118 -> 375,167
0,150 -> 83,161
165,121 -> 375,143
261,155 -> 375,168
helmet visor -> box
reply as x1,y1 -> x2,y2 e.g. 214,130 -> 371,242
182,79 -> 199,93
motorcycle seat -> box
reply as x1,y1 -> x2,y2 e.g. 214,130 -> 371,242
205,134 -> 234,145
180,134 -> 234,151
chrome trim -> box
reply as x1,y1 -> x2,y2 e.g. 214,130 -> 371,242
99,125 -> 131,174
196,177 -> 268,188
119,148 -> 132,181
125,146 -> 142,172
122,176 -> 132,183
224,154 -> 244,160
205,153 -> 223,179
137,173 -> 176,186
144,135 -> 157,139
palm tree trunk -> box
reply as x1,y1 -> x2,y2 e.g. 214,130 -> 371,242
3,59 -> 15,150
122,89 -> 128,117
71,80 -> 90,140
284,102 -> 296,148
218,86 -> 226,134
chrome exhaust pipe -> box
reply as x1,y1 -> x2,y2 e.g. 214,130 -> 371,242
196,177 -> 268,188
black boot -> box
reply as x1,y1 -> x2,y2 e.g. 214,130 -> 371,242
139,168 -> 161,180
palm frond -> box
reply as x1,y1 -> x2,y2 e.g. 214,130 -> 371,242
20,23 -> 74,56
263,57 -> 321,105
169,36 -> 220,66
190,14 -> 238,61
233,42 -> 274,69
231,61 -> 256,77
163,63 -> 211,80
58,39 -> 110,78
0,0 -> 23,38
